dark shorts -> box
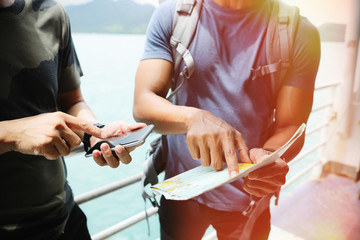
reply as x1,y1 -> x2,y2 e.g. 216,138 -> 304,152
58,203 -> 91,240
159,197 -> 271,240
0,203 -> 91,240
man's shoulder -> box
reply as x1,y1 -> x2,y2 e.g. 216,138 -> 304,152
30,0 -> 68,22
293,16 -> 320,53
298,16 -> 319,36
31,0 -> 59,12
156,0 -> 177,18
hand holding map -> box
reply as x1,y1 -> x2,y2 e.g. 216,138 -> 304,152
150,123 -> 306,200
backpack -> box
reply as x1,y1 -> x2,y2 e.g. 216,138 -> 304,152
141,0 -> 300,207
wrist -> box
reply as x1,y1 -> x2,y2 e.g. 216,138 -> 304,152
83,122 -> 105,152
262,147 -> 286,162
0,120 -> 17,154
185,107 -> 206,131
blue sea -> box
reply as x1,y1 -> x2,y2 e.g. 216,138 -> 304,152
66,33 -> 345,239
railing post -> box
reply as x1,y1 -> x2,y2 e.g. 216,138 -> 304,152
321,0 -> 360,180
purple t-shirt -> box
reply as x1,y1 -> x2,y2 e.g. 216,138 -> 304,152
142,0 -> 320,211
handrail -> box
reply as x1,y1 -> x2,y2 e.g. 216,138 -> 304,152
311,102 -> 334,113
282,158 -> 323,190
91,207 -> 158,240
75,173 -> 142,204
314,82 -> 341,90
288,141 -> 326,167
305,121 -> 330,136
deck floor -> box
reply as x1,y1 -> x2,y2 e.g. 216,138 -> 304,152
269,174 -> 360,240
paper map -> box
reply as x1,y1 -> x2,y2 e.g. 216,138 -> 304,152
150,123 -> 306,200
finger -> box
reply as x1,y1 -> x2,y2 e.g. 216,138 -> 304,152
39,144 -> 60,160
92,150 -> 108,166
125,140 -> 145,153
53,137 -> 71,156
60,129 -> 82,151
235,132 -> 251,163
127,122 -> 147,131
247,159 -> 289,180
186,135 -> 200,160
221,137 -> 239,177
242,182 -> 270,198
209,140 -> 222,170
247,171 -> 287,187
223,146 -> 239,178
100,143 -> 120,168
125,146 -> 136,153
114,145 -> 132,164
199,141 -> 210,166
243,178 -> 279,197
64,115 -> 105,139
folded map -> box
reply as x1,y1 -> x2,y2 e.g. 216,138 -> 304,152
150,123 -> 306,200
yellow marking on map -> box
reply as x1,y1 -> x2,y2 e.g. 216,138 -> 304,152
238,163 -> 254,170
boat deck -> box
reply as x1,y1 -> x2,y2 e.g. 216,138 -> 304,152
269,174 -> 360,240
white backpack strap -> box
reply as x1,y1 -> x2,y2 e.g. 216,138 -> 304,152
167,0 -> 203,100
264,0 -> 300,98
251,0 -> 300,103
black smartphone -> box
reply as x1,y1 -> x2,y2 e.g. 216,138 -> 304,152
85,124 -> 154,157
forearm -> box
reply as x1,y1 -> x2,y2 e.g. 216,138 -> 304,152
263,124 -> 305,162
133,91 -> 200,135
0,120 -> 16,154
65,101 -> 98,123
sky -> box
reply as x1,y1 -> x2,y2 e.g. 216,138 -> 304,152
56,0 -> 356,26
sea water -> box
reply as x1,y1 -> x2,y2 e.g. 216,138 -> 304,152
66,33 -> 345,239
66,33 -> 161,240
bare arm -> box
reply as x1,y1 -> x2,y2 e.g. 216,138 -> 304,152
263,86 -> 313,161
57,88 -> 98,124
243,85 -> 314,197
133,59 -> 251,176
133,59 -> 190,134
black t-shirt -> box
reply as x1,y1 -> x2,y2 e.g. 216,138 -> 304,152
0,0 -> 83,233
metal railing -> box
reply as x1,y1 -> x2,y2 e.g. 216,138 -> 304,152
75,173 -> 143,204
74,82 -> 340,239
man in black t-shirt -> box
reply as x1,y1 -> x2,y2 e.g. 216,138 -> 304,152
0,0 -> 145,239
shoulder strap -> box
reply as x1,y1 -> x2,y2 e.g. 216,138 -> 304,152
141,0 -> 203,209
251,0 -> 300,102
167,0 -> 203,100
267,0 -> 300,98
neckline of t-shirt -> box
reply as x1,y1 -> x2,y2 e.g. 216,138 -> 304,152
206,0 -> 267,15
0,0 -> 27,20
0,0 -> 24,13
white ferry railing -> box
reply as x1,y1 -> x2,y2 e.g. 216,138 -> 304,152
73,82 -> 340,239
91,207 -> 159,240
75,173 -> 142,204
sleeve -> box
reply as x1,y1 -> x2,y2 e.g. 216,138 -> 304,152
141,0 -> 176,62
57,6 -> 83,94
284,17 -> 321,91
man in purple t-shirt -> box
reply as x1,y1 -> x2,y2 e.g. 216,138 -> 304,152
133,0 -> 320,239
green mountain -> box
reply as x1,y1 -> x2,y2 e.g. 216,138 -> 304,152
65,0 -> 156,34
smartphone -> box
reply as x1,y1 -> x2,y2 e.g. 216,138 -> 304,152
85,124 -> 154,157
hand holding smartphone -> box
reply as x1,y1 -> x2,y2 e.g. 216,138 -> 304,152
85,124 -> 154,157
